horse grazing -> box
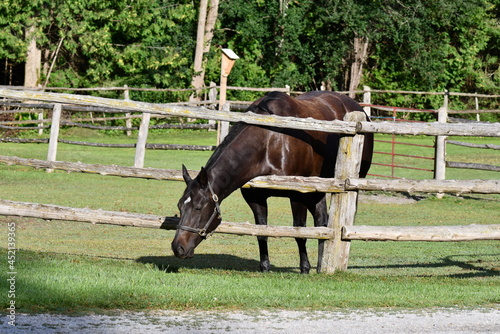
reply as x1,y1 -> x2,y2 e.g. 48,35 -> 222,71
172,91 -> 373,274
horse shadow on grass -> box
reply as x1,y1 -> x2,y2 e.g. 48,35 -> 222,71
349,254 -> 500,278
136,254 -> 299,273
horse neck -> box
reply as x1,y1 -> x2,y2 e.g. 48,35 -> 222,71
205,128 -> 269,201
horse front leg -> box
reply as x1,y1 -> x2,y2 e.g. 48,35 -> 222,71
291,200 -> 311,274
241,189 -> 271,273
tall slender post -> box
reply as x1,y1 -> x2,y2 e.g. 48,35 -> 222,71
217,49 -> 238,144
217,70 -> 228,144
38,111 -> 44,135
124,85 -> 132,137
319,111 -> 366,273
208,81 -> 217,128
474,92 -> 480,122
134,112 -> 150,168
219,102 -> 230,142
46,103 -> 62,173
363,85 -> 371,117
434,102 -> 448,198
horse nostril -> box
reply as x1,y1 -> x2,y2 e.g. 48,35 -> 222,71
172,244 -> 185,258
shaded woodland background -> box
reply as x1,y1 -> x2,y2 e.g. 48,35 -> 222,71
1,0 -> 499,120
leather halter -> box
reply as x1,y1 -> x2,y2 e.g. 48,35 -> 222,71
176,182 -> 221,238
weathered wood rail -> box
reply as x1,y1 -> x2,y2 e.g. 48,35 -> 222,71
446,161 -> 500,172
445,140 -> 500,172
0,139 -> 215,151
342,225 -> 500,241
1,155 -> 499,194
1,199 -> 498,242
447,140 -> 500,150
0,200 -> 334,240
1,89 -> 499,137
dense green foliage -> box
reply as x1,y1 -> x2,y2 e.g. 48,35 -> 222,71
1,0 -> 499,109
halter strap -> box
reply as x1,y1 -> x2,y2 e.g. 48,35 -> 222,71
176,182 -> 222,238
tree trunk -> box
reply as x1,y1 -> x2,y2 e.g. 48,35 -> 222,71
24,25 -> 41,88
204,0 -> 219,53
190,0 -> 219,101
348,35 -> 369,99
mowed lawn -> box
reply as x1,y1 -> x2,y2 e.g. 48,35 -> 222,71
0,128 -> 499,312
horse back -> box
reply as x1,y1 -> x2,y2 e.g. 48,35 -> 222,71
247,91 -> 362,121
242,91 -> 372,178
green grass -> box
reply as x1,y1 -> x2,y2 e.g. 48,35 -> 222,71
1,249 -> 498,313
0,129 -> 499,313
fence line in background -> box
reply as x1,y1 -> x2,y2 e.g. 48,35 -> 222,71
1,89 -> 499,175
2,84 -> 500,98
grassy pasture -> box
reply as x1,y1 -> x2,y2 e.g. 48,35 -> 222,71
0,128 -> 499,313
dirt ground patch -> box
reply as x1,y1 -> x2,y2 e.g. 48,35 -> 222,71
4,308 -> 499,333
358,192 -> 422,204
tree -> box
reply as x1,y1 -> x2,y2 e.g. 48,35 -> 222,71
191,0 -> 219,100
1,0 -> 498,112
24,24 -> 41,87
0,0 -> 199,100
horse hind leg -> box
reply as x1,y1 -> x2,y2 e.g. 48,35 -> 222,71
308,194 -> 328,273
291,200 -> 311,274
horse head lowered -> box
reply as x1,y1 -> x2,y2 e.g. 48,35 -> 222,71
172,165 -> 222,258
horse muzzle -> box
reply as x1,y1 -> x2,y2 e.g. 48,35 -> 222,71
171,231 -> 200,258
171,242 -> 196,258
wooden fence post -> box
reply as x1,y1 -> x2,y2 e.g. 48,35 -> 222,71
319,111 -> 366,273
219,103 -> 230,143
474,92 -> 480,122
208,81 -> 217,128
217,49 -> 238,145
134,112 -> 150,168
363,85 -> 371,117
124,85 -> 132,137
38,110 -> 44,135
434,90 -> 448,198
46,103 -> 62,173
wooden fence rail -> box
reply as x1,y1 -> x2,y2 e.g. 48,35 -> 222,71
1,89 -> 499,137
1,155 -> 499,194
0,199 -> 334,240
447,140 -> 500,150
445,139 -> 500,172
3,96 -> 498,176
342,225 -> 500,241
1,199 -> 498,242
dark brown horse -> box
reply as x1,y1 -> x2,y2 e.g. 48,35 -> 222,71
172,91 -> 373,273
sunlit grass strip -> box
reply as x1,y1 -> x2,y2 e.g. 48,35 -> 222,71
1,250 -> 498,313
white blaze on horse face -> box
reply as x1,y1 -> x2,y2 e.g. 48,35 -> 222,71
184,196 -> 192,205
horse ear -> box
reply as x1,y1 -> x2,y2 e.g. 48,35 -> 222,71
182,164 -> 192,184
198,167 -> 208,188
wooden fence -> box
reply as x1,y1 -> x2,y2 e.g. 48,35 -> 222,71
0,88 -> 499,273
2,86 -> 499,178
2,90 -> 499,168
